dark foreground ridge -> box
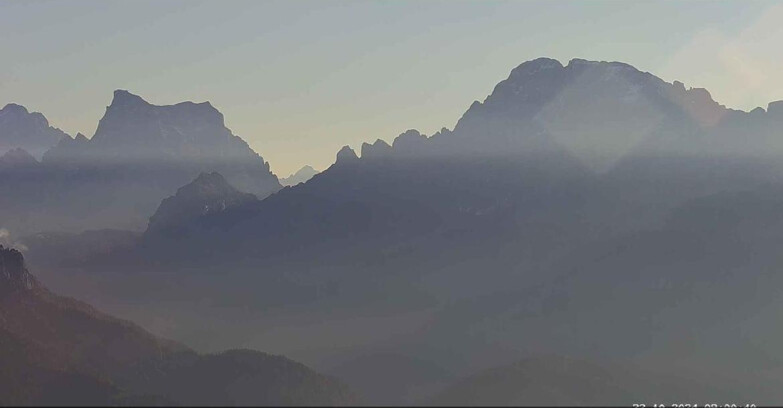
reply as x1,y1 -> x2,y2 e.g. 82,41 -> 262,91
0,245 -> 357,406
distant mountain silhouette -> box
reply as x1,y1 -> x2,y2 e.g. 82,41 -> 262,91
0,245 -> 356,406
280,165 -> 319,186
0,90 -> 281,234
341,58 -> 783,176
16,58 -> 783,404
440,58 -> 730,170
0,103 -> 68,159
45,90 -> 280,196
0,147 -> 39,171
48,58 -> 783,316
335,145 -> 359,164
147,171 -> 258,234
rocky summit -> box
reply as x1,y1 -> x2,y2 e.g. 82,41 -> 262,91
44,90 -> 281,198
146,171 -> 258,234
0,246 -> 36,293
0,103 -> 68,159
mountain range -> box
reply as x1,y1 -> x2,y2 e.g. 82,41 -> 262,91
0,90 -> 280,235
122,59 -> 783,270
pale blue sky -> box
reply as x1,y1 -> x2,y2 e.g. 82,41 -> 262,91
2,1 -> 782,175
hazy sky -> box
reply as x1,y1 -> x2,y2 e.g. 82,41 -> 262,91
3,0 -> 783,175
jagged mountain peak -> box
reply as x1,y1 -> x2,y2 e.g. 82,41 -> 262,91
361,139 -> 392,159
508,57 -> 564,77
0,103 -> 51,130
146,172 -> 258,233
0,104 -> 52,128
72,90 -> 281,195
102,90 -> 223,129
109,89 -> 217,111
446,57 -> 735,172
185,171 -> 239,195
0,103 -> 67,159
336,145 -> 359,164
279,165 -> 319,186
25,90 -> 280,233
392,129 -> 427,153
93,90 -> 231,151
1,103 -> 31,115
488,58 -> 671,103
109,89 -> 150,108
567,57 -> 638,71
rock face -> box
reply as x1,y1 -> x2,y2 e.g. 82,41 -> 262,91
0,245 -> 36,293
323,58 -> 781,173
147,172 -> 258,234
391,129 -> 427,155
279,165 -> 319,186
0,90 -> 282,234
768,100 -> 783,119
45,90 -> 281,198
442,57 -> 731,171
0,103 -> 68,159
335,145 -> 359,164
361,139 -> 392,159
0,246 -> 357,406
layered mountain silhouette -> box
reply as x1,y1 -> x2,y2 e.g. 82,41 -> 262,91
13,58 -> 783,404
0,147 -> 40,171
0,245 -> 356,405
147,171 -> 258,234
441,58 -> 730,168
280,165 -> 319,186
45,90 -> 279,196
0,90 -> 280,234
0,103 -> 68,159
126,60 -> 783,270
